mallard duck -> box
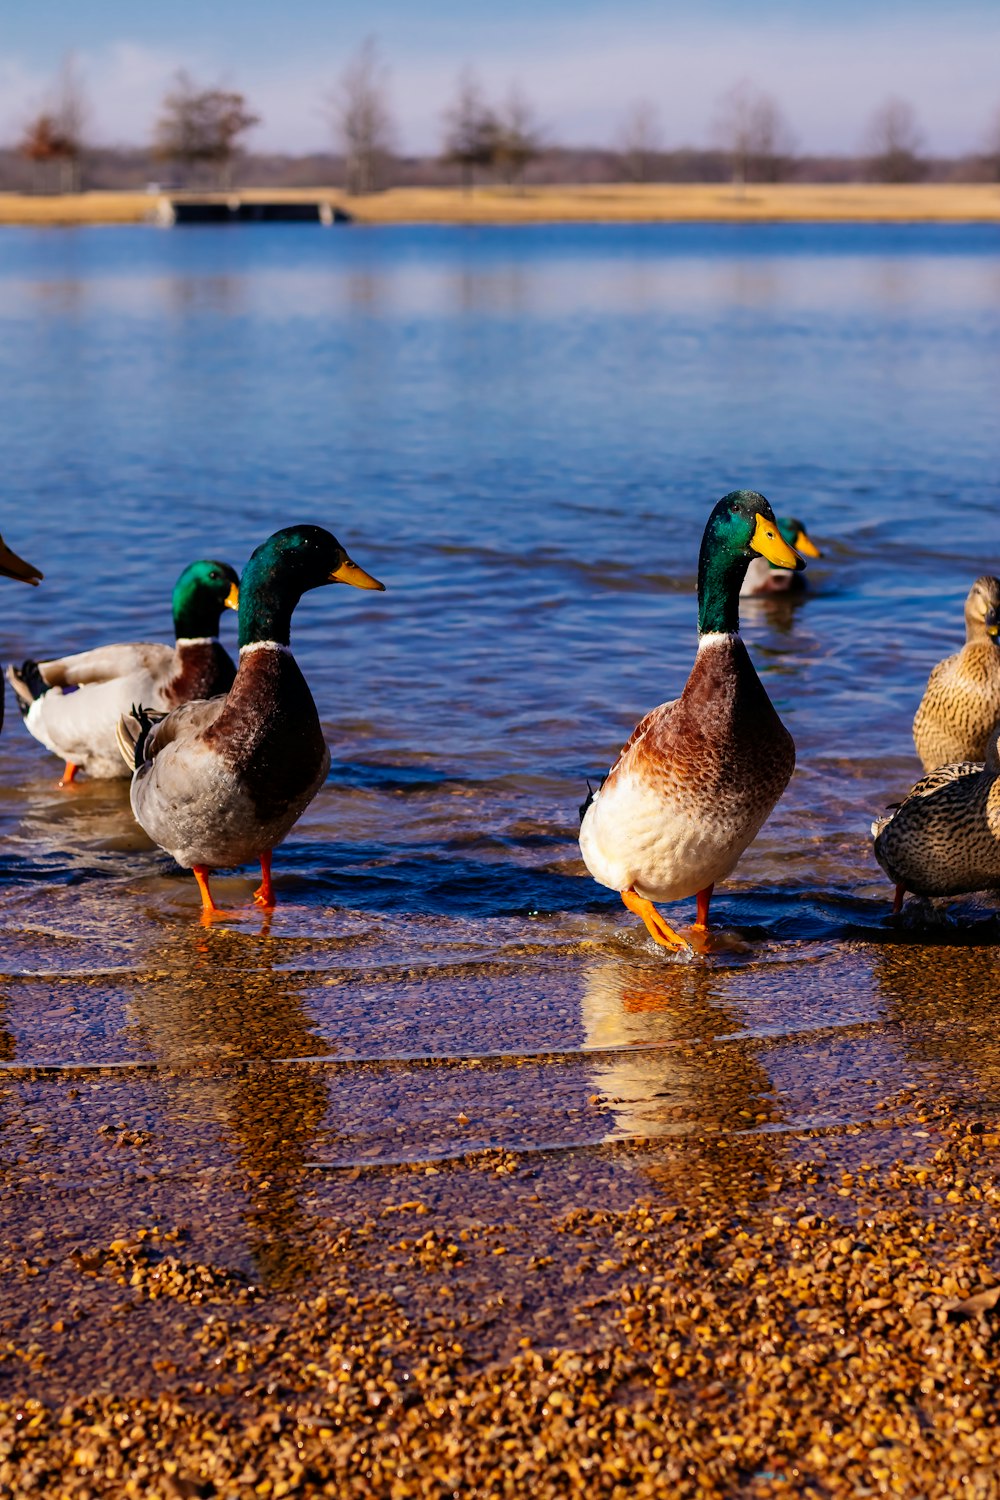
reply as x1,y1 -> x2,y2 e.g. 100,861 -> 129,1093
6,559 -> 239,782
912,576 -> 1000,772
872,729 -> 1000,912
0,532 -> 43,735
117,525 -> 384,915
579,490 -> 804,952
740,516 -> 821,597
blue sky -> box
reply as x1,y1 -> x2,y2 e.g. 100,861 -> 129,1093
2,1 -> 997,155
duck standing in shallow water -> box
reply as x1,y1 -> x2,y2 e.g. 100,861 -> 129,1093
872,726 -> 1000,913
118,525 -> 384,915
579,490 -> 805,952
0,532 -> 44,735
912,576 -> 1000,772
740,516 -> 821,597
7,560 -> 239,782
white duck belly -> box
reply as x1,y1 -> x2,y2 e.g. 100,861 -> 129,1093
27,667 -> 165,779
580,767 -> 757,902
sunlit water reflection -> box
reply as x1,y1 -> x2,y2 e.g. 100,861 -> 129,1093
1,223 -> 999,1285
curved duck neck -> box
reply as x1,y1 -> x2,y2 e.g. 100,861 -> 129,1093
172,590 -> 222,642
697,533 -> 746,638
238,553 -> 299,649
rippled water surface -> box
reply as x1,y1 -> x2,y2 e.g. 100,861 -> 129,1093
1,224 -> 999,1284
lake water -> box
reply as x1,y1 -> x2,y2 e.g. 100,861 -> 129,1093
1,223 -> 999,1294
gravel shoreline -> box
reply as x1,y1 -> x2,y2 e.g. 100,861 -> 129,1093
3,1088 -> 999,1497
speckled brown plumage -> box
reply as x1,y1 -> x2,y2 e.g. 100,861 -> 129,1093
913,576 -> 1000,772
873,729 -> 1000,898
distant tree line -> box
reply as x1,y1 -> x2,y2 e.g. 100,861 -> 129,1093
9,45 -> 1000,194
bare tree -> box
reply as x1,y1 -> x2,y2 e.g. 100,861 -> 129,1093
491,87 -> 544,190
714,81 -> 795,185
864,97 -> 925,183
332,37 -> 395,195
19,56 -> 87,193
154,72 -> 260,189
442,70 -> 498,192
984,104 -> 1000,182
617,100 -> 662,182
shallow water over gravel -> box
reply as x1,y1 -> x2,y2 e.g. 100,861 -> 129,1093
1,222 -> 999,1294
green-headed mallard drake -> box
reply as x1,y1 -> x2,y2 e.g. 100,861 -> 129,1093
872,727 -> 1000,913
579,490 -> 804,952
117,525 -> 384,916
740,516 -> 821,597
912,576 -> 1000,772
0,532 -> 43,736
6,559 -> 239,782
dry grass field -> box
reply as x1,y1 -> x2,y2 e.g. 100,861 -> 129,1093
2,181 -> 1000,226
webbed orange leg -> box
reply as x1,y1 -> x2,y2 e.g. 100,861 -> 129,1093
621,887 -> 690,952
692,884 -> 714,933
192,865 -> 216,913
892,884 -> 905,916
253,851 -> 275,909
60,762 -> 78,786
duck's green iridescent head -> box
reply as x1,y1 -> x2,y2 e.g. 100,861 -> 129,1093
172,560 -> 240,640
778,517 -> 821,561
698,490 -> 804,635
238,524 -> 385,648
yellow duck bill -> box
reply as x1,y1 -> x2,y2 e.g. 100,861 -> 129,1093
750,513 -> 804,571
329,558 -> 386,591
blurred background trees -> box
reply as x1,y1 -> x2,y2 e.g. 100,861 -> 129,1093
331,37 -> 395,195
441,71 -> 498,191
441,72 -> 542,191
714,81 -> 795,185
18,56 -> 87,192
617,101 -> 663,183
4,42 -> 1000,194
864,98 -> 925,182
490,88 -> 544,189
154,73 -> 260,188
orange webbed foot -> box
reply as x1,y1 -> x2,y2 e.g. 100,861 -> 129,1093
621,888 -> 691,953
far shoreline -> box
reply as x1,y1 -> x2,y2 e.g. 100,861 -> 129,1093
2,181 -> 1000,227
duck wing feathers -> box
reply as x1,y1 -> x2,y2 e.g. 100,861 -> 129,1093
35,643 -> 175,687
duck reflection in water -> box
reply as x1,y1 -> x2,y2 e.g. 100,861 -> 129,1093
129,922 -> 333,1290
580,957 -> 786,1213
870,942 -> 1000,1107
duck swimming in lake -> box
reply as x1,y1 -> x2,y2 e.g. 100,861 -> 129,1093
6,560 -> 240,782
912,576 -> 1000,772
740,516 -> 821,597
579,490 -> 804,952
872,725 -> 1000,913
117,525 -> 384,916
0,531 -> 43,735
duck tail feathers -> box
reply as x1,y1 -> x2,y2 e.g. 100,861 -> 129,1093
5,660 -> 49,716
579,775 -> 606,824
116,702 -> 166,772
